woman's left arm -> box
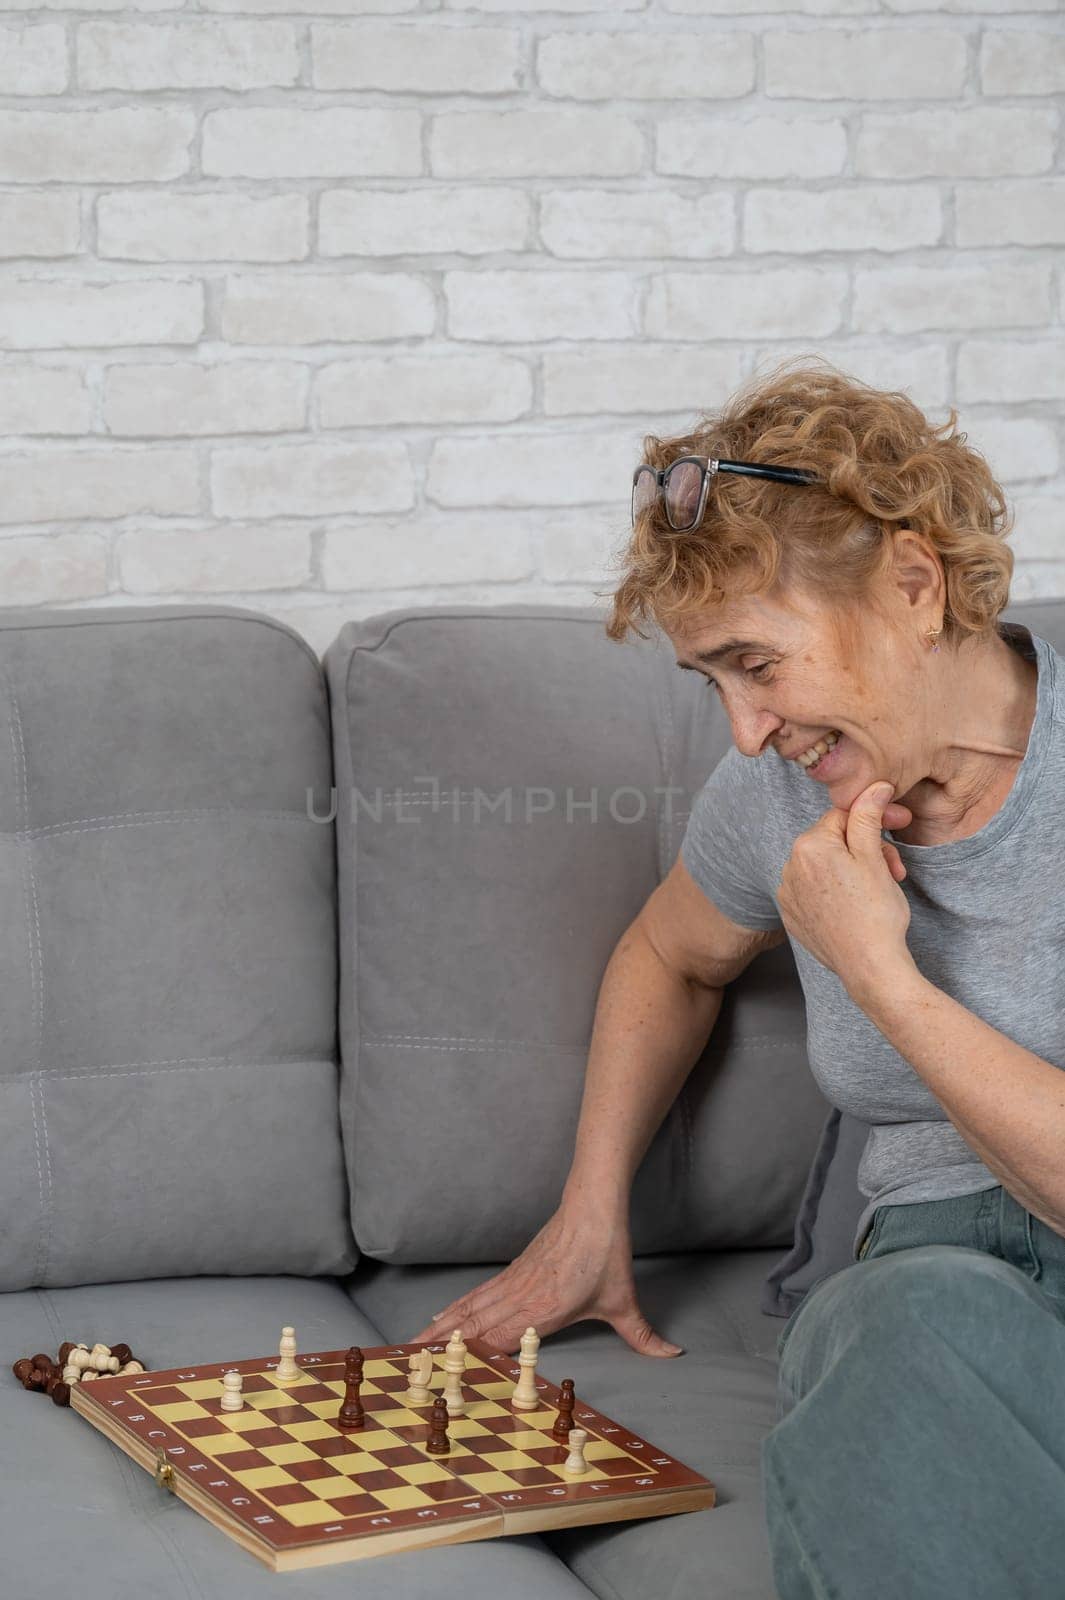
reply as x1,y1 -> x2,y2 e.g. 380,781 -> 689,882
851,965 -> 1065,1239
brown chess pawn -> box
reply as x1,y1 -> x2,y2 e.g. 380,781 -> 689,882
337,1346 -> 365,1431
425,1395 -> 451,1455
551,1378 -> 576,1442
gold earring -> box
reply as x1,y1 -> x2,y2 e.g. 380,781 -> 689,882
925,624 -> 942,654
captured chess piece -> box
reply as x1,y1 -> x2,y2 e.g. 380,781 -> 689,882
563,1427 -> 589,1476
337,1347 -> 365,1431
425,1395 -> 451,1455
221,1371 -> 244,1413
442,1329 -> 468,1416
511,1326 -> 541,1410
406,1348 -> 434,1407
276,1326 -> 299,1382
551,1378 -> 575,1442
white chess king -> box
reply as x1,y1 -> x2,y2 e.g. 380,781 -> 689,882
511,1326 -> 541,1410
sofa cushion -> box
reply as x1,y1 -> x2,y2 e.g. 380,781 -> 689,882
324,604 -> 828,1265
0,605 -> 354,1289
346,1249 -> 784,1600
1,1274 -> 593,1599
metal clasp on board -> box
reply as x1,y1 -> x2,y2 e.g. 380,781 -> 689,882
154,1448 -> 176,1492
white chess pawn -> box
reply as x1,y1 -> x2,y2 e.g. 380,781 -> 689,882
442,1330 -> 468,1416
276,1326 -> 298,1382
511,1326 -> 541,1411
221,1371 -> 244,1412
119,1360 -> 145,1376
406,1349 -> 434,1407
563,1428 -> 590,1476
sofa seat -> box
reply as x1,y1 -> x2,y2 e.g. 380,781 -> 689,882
0,1275 -> 597,1600
346,1248 -> 785,1600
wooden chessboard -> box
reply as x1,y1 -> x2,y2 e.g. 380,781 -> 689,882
70,1337 -> 717,1571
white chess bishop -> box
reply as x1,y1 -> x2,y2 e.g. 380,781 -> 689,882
442,1330 -> 468,1416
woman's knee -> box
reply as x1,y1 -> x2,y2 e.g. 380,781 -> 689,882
777,1244 -> 1036,1391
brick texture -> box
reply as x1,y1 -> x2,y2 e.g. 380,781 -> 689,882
0,5 -> 1060,652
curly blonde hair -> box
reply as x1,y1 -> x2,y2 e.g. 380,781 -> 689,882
603,355 -> 1015,663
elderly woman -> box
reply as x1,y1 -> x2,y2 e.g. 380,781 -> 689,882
411,359 -> 1065,1596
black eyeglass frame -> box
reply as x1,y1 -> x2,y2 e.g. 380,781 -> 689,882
631,455 -> 819,533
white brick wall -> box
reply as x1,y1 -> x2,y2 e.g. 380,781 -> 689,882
0,3 -> 1061,656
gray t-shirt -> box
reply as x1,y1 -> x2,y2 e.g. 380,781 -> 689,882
680,620 -> 1064,1256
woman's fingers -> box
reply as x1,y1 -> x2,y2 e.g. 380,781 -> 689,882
881,840 -> 907,882
610,1306 -> 683,1358
407,1272 -> 521,1345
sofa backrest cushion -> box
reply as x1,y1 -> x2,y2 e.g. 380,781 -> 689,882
0,605 -> 355,1291
324,604 -> 831,1264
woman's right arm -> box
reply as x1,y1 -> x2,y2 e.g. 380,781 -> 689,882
408,859 -> 783,1356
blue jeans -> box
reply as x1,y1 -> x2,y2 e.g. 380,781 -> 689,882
761,1186 -> 1065,1599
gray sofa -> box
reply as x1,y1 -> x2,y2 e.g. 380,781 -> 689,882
4,596 -> 1057,1599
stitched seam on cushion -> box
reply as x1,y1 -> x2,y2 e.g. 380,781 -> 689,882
364,1031 -> 792,1048
7,671 -> 51,1285
0,1055 -> 337,1083
7,807 -> 315,840
0,606 -> 321,675
363,1033 -> 587,1051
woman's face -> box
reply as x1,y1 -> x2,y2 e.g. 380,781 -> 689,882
667,585 -> 922,807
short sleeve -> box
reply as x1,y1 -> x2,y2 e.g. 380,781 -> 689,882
680,744 -> 783,931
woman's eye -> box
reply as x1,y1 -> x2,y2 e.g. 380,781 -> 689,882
705,663 -> 773,695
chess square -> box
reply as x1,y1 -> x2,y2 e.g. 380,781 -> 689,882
373,1486 -> 443,1512
370,1444 -> 426,1468
263,1404 -> 319,1426
275,1499 -> 340,1527
261,1484 -> 317,1508
286,1460 -> 343,1484
372,1374 -> 409,1395
306,1432 -> 359,1459
285,1382 -> 339,1404
461,1471 -> 520,1494
239,1374 -> 275,1394
198,1430 -> 255,1456
219,1448 -> 273,1472
329,1494 -> 370,1517
370,1407 -> 425,1430
506,1466 -> 564,1488
235,1465 -> 297,1491
141,1386 -> 188,1407
304,1476 -> 352,1501
235,1425 -> 292,1448
153,1401 -> 210,1424
283,1420 -> 339,1443
416,1479 -> 469,1504
259,1442 -> 319,1466
351,1469 -> 405,1492
219,1410 -> 275,1434
179,1416 -> 230,1440
396,1461 -> 450,1487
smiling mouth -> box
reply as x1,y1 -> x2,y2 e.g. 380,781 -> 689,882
794,729 -> 842,767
